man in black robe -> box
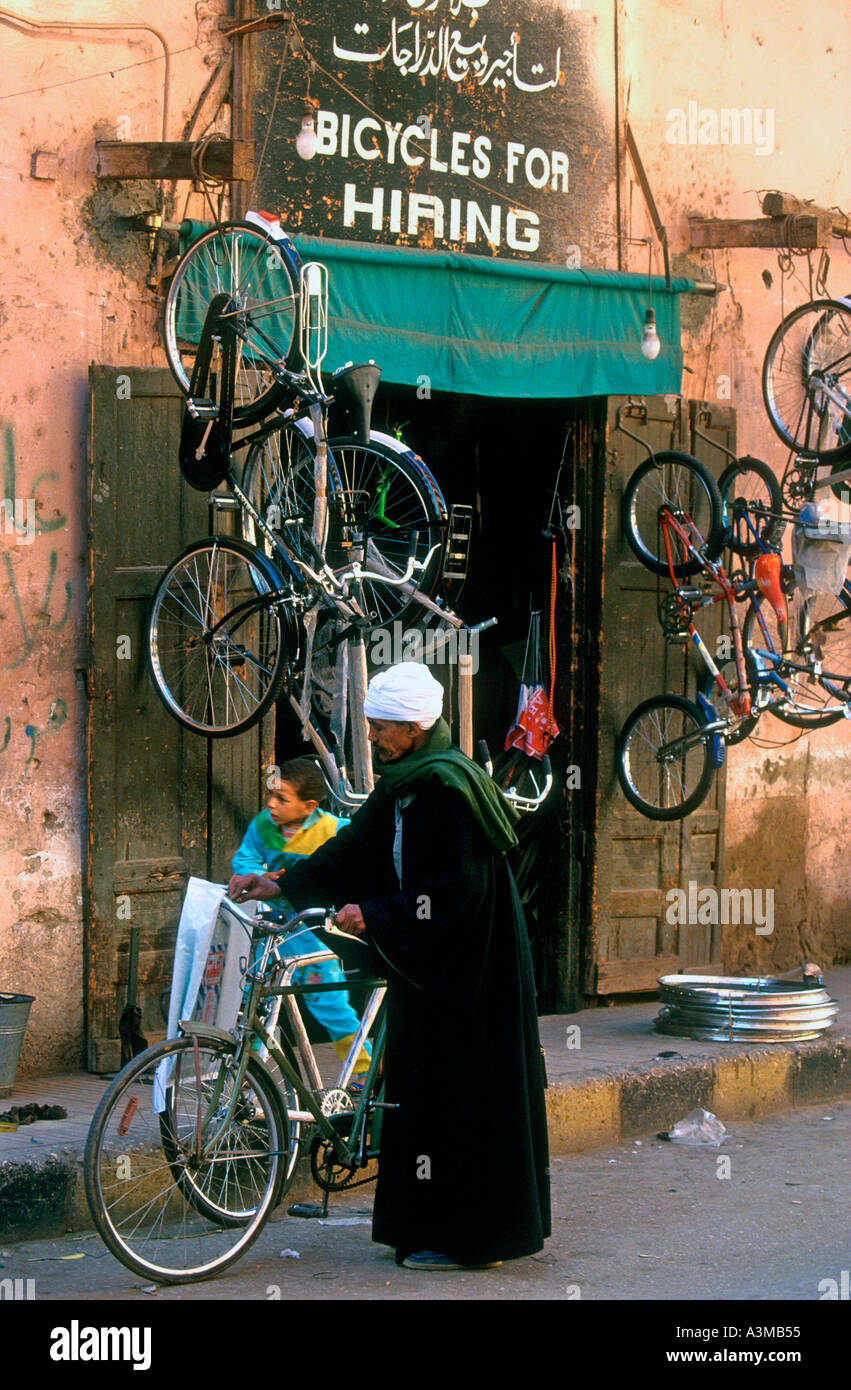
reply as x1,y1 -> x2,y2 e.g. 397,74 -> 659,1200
229,662 -> 550,1271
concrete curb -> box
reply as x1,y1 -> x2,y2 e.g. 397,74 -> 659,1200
545,1034 -> 851,1153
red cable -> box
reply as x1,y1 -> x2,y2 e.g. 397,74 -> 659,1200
547,537 -> 557,743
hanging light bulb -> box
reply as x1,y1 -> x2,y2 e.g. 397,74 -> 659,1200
640,238 -> 662,359
641,307 -> 661,360
296,111 -> 317,160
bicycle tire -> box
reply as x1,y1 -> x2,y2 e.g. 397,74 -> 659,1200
159,1055 -> 291,1227
147,537 -> 294,737
163,222 -> 302,426
622,452 -> 725,576
326,435 -> 446,629
84,1036 -> 286,1284
718,456 -> 785,558
743,588 -> 851,728
762,298 -> 851,464
616,694 -> 716,820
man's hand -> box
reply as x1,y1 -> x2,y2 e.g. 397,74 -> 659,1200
228,873 -> 283,903
334,903 -> 367,937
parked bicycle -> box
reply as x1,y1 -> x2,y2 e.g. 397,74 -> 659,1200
84,903 -> 386,1284
616,447 -> 851,819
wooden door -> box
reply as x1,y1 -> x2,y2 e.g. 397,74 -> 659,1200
586,396 -> 735,995
86,368 -> 270,1071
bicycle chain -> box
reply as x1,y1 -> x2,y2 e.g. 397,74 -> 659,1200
309,1135 -> 377,1192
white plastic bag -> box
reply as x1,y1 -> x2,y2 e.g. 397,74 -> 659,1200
154,879 -> 251,1112
665,1107 -> 728,1147
792,504 -> 851,596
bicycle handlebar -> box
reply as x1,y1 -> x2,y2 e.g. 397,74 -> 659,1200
477,742 -> 554,812
223,900 -> 371,946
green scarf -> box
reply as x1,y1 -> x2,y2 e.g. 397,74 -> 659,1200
377,718 -> 519,853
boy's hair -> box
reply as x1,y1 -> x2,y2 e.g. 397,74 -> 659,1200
276,757 -> 328,806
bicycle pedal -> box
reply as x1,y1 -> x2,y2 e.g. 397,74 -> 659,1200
696,692 -> 726,768
185,397 -> 219,422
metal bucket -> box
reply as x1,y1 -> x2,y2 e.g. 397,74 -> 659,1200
0,993 -> 35,1097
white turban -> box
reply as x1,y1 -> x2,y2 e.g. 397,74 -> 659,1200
363,662 -> 444,729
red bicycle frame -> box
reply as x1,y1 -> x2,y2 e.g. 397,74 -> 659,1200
659,508 -> 753,718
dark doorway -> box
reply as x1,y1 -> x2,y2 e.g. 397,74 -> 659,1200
275,382 -> 603,1012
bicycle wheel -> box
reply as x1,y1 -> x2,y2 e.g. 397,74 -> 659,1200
163,222 -> 301,426
622,452 -> 725,576
241,419 -> 342,565
762,299 -> 851,463
744,584 -> 851,727
616,694 -> 716,820
84,1036 -> 286,1284
327,436 -> 446,628
148,537 -> 294,737
718,456 -> 784,558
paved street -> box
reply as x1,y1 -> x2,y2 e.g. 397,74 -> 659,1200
3,1098 -> 848,1311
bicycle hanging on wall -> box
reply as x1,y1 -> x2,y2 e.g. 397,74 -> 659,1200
148,213 -> 499,809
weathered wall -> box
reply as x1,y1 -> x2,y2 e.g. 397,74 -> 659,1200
1,0 -> 848,1079
620,0 -> 851,971
0,1 -> 227,1075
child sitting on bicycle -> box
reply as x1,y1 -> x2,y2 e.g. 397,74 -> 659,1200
232,757 -> 371,1084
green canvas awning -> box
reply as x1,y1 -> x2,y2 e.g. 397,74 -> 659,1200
295,235 -> 692,400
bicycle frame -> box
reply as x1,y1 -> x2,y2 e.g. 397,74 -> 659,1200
657,504 -> 754,719
183,904 -> 388,1177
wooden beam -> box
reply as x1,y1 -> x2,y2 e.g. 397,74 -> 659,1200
595,957 -> 724,995
760,191 -> 851,240
230,0 -> 256,220
95,140 -> 254,182
688,214 -> 832,250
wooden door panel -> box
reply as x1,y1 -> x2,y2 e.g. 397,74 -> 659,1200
86,367 -> 269,1071
587,395 -> 732,995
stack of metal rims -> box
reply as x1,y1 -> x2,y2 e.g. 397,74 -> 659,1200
655,970 -> 839,1042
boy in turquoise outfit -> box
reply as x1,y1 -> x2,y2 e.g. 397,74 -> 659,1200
232,757 -> 371,1079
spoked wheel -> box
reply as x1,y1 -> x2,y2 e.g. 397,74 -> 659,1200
148,537 -> 296,736
84,1037 -> 287,1284
718,456 -> 785,558
622,452 -> 725,576
241,420 -> 342,565
744,587 -> 851,727
762,298 -> 851,463
616,694 -> 717,820
162,222 -> 302,426
327,438 -> 446,629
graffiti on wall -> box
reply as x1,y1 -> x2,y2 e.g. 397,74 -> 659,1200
0,419 -> 72,784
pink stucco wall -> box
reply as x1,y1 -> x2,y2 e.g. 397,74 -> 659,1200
0,1 -> 848,1077
621,0 -> 851,973
0,1 -> 228,1074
